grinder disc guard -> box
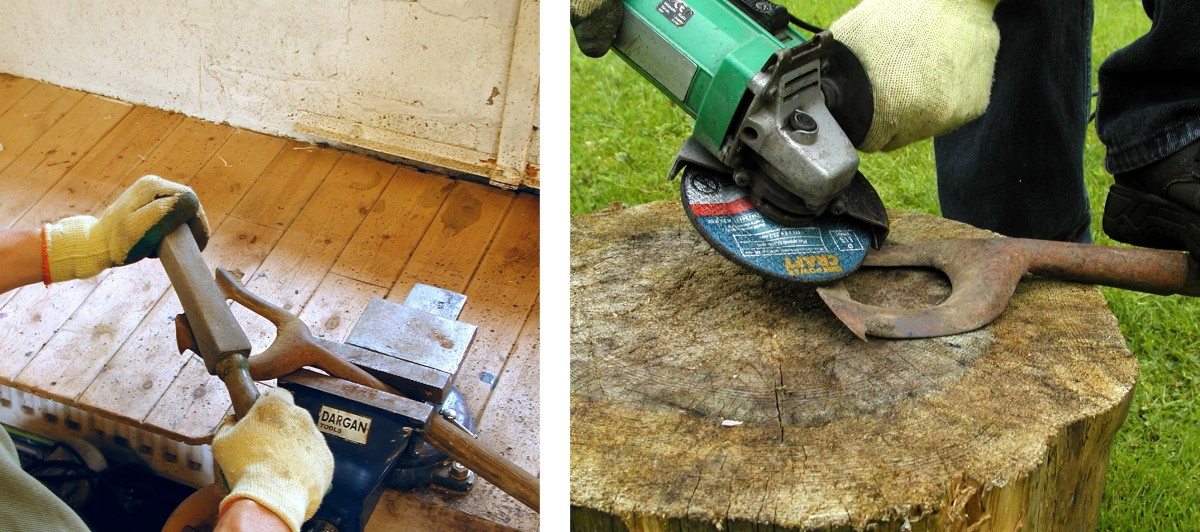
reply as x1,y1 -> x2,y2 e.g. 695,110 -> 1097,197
681,166 -> 873,285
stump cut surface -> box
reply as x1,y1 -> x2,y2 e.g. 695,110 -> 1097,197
570,202 -> 1136,530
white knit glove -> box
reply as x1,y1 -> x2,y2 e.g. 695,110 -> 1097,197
831,0 -> 1002,152
42,175 -> 210,283
212,388 -> 334,532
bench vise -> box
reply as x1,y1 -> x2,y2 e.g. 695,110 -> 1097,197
283,287 -> 482,531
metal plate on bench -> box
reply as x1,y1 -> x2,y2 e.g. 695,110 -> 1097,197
403,283 -> 467,320
347,297 -> 477,375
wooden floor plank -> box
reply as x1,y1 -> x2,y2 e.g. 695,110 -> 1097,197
0,84 -> 85,176
77,218 -> 282,428
141,357 -> 232,444
231,154 -> 394,352
97,116 -> 234,206
183,129 -> 289,228
298,272 -> 388,342
367,494 -> 519,532
331,167 -> 456,287
452,298 -> 540,529
14,257 -> 171,403
0,275 -> 108,384
127,115 -> 230,181
0,94 -> 134,228
385,181 -> 515,300
18,106 -> 184,227
0,100 -> 176,386
230,141 -> 342,229
0,291 -> 14,313
0,74 -> 38,115
475,297 -> 540,474
454,194 -> 540,417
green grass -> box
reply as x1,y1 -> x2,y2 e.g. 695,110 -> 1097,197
571,1 -> 1200,528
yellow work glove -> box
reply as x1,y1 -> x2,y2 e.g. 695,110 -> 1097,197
42,175 -> 210,284
212,388 -> 334,532
831,0 -> 1002,152
572,0 -> 622,58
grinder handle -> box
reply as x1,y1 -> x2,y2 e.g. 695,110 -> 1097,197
158,225 -> 260,418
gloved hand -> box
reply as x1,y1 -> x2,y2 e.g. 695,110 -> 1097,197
212,388 -> 334,532
831,0 -> 1002,152
42,175 -> 210,283
572,0 -> 623,58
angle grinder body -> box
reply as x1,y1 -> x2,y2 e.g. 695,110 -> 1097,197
609,0 -> 888,284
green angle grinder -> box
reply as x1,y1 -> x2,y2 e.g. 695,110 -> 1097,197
609,0 -> 888,284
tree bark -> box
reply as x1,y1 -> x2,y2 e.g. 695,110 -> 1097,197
570,201 -> 1137,531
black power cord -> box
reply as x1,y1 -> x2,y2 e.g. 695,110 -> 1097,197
789,14 -> 825,34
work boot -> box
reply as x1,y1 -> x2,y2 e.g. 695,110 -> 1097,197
1103,138 -> 1200,255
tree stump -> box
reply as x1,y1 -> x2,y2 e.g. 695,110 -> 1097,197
570,201 -> 1137,531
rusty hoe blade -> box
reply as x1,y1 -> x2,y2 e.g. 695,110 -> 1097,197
817,238 -> 1200,340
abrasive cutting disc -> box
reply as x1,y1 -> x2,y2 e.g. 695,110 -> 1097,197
680,167 -> 871,285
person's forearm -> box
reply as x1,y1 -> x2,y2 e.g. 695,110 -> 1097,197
215,498 -> 291,532
0,229 -> 44,295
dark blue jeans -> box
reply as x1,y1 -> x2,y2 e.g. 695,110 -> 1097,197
933,0 -> 1095,243
1097,0 -> 1200,175
934,0 -> 1200,243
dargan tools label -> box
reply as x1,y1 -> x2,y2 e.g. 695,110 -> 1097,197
317,405 -> 373,445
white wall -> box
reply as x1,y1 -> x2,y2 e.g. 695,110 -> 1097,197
0,0 -> 540,189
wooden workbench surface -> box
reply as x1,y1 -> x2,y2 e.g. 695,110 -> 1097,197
0,74 -> 538,530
